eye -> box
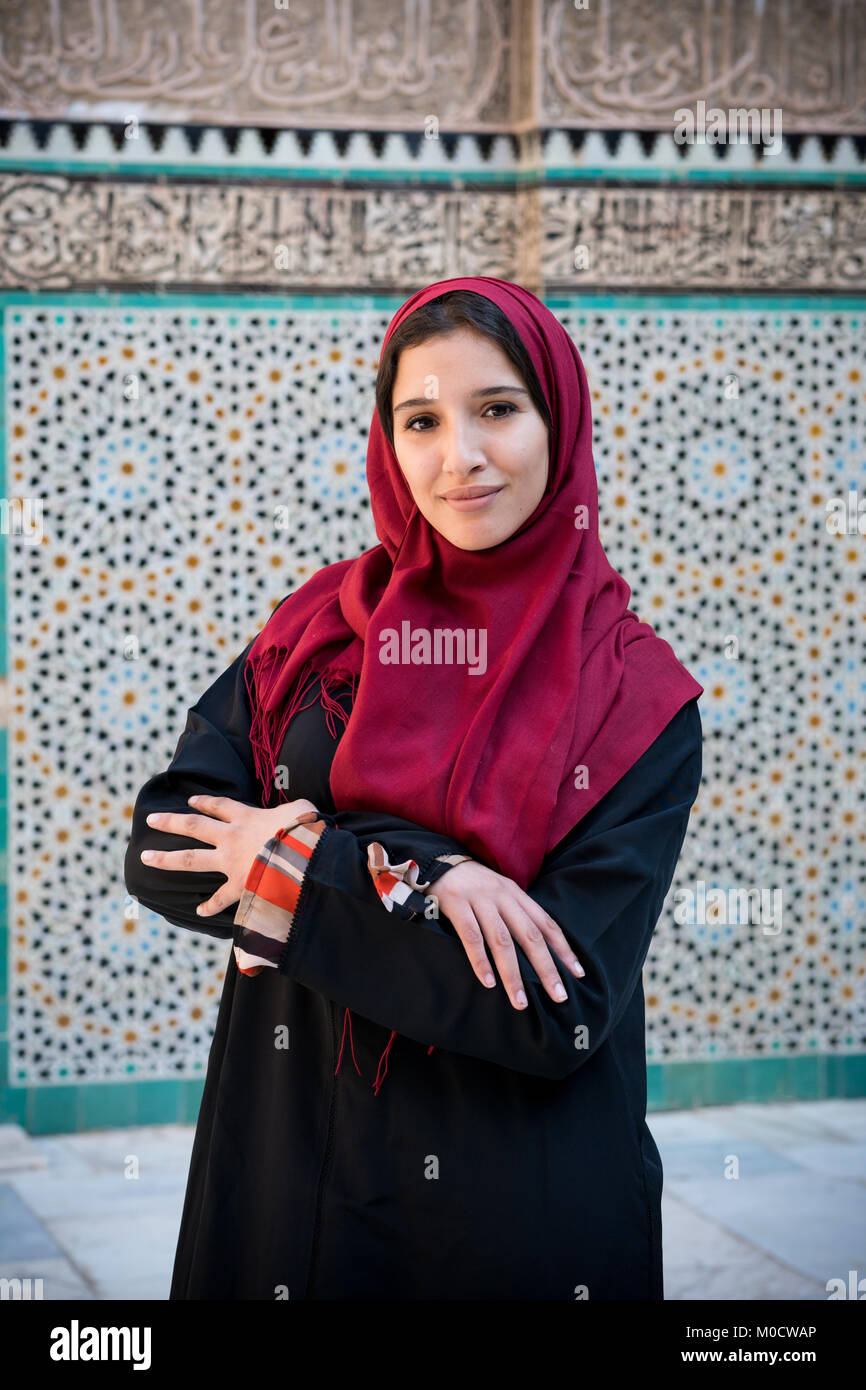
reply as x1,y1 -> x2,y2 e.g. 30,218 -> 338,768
402,401 -> 519,432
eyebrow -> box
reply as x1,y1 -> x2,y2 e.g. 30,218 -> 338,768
393,384 -> 531,413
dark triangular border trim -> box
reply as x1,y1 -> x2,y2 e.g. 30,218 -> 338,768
0,118 -> 855,164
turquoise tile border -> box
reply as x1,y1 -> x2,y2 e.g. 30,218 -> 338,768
0,1078 -> 201,1134
0,161 -> 535,184
544,168 -> 866,185
0,1057 -> 862,1134
647,1055 -> 866,1112
134,1080 -> 182,1126
26,1084 -> 78,1134
0,159 -> 863,186
1,291 -> 865,314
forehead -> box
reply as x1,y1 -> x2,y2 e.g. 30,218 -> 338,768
392,329 -> 517,384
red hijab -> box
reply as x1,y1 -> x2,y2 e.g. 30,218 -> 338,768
244,276 -> 703,890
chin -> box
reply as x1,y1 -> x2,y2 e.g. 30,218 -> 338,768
425,503 -> 512,550
444,525 -> 506,551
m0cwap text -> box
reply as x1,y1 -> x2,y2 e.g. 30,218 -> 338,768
687,1326 -> 816,1339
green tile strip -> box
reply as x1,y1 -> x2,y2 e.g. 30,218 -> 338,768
0,1057 -> 860,1134
646,1054 -> 866,1112
0,159 -> 863,187
1,291 -> 866,313
0,1079 -> 201,1134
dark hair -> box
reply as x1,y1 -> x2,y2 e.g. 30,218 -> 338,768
374,290 -> 552,450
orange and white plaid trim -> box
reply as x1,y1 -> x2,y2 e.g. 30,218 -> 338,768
232,813 -> 471,977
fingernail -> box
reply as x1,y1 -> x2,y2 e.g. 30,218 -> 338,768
145,814 -> 158,825
188,795 -> 199,804
141,850 -> 154,862
572,960 -> 584,977
196,905 -> 207,915
554,982 -> 567,1001
483,973 -> 496,987
516,989 -> 527,1007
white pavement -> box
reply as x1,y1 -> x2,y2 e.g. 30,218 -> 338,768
0,1099 -> 863,1300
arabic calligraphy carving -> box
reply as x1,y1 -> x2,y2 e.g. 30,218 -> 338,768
0,1 -> 862,130
0,0 -> 514,127
0,174 -> 863,290
543,0 -> 865,131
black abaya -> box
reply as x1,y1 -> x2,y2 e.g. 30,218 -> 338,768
124,640 -> 702,1300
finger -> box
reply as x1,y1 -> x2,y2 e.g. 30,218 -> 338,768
196,887 -> 235,917
140,846 -> 221,872
186,793 -> 238,821
515,892 -> 584,977
498,900 -> 569,1004
446,907 -> 497,990
472,900 -> 528,1009
145,810 -> 221,845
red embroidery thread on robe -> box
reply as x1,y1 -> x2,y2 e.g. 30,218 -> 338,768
334,1008 -> 436,1093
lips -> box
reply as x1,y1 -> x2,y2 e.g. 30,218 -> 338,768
439,485 -> 505,512
440,486 -> 504,500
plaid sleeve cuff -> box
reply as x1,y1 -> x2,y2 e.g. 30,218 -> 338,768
232,811 -> 329,977
366,844 -> 472,919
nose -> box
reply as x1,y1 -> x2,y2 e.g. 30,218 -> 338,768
439,419 -> 488,478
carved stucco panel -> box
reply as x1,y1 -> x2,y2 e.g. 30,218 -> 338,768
541,0 -> 866,132
0,174 -> 862,290
1,1 -> 864,132
0,0 -> 517,128
540,185 -> 866,289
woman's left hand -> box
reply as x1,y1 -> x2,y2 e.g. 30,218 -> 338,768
141,794 -> 319,917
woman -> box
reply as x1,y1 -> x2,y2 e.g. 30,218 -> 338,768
125,276 -> 704,1301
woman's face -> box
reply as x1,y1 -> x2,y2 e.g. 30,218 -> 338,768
390,328 -> 549,551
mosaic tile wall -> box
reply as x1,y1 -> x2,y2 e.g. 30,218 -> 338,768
1,0 -> 865,1128
2,297 -> 863,1094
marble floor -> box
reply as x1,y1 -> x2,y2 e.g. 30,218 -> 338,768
0,1099 -> 863,1300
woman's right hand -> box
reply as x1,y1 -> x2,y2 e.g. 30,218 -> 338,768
430,860 -> 585,1009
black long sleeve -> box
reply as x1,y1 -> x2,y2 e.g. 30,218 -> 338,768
124,643 -> 473,939
124,641 -> 261,939
256,699 -> 703,1079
